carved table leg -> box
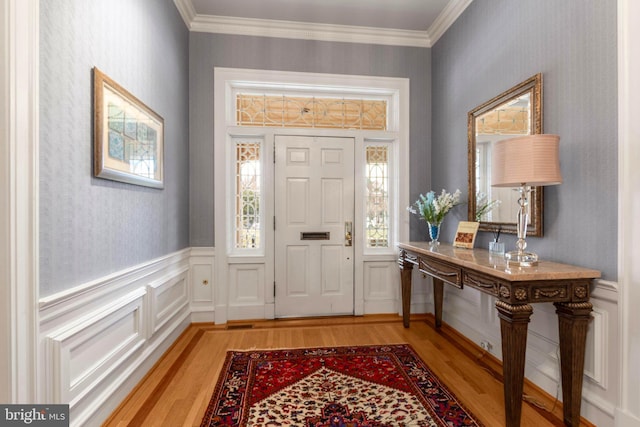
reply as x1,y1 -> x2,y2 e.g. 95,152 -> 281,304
433,278 -> 444,328
554,302 -> 593,426
496,301 -> 533,427
399,258 -> 413,328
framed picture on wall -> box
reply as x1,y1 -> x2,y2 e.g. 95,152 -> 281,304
93,67 -> 164,188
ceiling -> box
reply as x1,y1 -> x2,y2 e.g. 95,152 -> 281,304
173,0 -> 473,47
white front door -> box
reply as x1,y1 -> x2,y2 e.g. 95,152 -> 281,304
274,135 -> 355,317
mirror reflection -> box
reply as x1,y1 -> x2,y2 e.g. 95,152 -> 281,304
468,74 -> 543,236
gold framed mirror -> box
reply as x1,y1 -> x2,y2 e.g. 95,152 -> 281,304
467,73 -> 543,236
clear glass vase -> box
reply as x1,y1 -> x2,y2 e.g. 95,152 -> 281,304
427,222 -> 441,245
489,240 -> 505,255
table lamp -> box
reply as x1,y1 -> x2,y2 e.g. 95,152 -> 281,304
491,134 -> 562,267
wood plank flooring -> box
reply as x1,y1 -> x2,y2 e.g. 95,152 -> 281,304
102,314 -> 594,427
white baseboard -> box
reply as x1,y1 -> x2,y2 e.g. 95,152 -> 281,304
191,308 -> 215,323
364,300 -> 397,314
616,408 -> 640,427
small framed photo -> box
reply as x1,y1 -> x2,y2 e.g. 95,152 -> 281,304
453,221 -> 480,249
93,67 -> 164,188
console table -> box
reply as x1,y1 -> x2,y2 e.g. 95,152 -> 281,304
398,242 -> 600,427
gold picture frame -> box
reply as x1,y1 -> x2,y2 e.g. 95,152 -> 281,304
93,67 -> 164,188
467,73 -> 543,236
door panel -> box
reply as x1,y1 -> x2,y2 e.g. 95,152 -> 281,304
275,135 -> 354,317
322,179 -> 343,224
321,245 -> 343,293
286,178 -> 309,224
285,246 -> 308,295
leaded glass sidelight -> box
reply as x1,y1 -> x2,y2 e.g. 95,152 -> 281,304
365,145 -> 389,248
235,141 -> 261,249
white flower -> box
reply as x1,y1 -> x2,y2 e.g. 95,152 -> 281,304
409,189 -> 461,224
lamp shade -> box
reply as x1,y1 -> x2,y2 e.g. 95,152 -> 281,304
491,134 -> 562,187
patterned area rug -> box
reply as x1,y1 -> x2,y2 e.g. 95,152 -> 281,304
200,344 -> 483,426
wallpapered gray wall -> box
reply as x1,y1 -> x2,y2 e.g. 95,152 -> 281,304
432,0 -> 617,279
189,34 -> 432,246
39,0 -> 190,296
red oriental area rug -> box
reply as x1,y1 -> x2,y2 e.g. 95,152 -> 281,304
200,344 -> 483,426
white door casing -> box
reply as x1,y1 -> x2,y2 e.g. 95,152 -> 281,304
2,0 -> 39,403
214,68 -> 410,324
274,135 -> 355,317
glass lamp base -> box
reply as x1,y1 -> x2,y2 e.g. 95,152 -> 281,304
505,250 -> 539,267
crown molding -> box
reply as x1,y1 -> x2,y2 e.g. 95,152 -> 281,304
173,0 -> 196,28
190,14 -> 431,47
174,0 -> 472,48
428,0 -> 473,46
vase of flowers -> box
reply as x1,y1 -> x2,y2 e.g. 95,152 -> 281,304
427,222 -> 441,242
408,189 -> 462,244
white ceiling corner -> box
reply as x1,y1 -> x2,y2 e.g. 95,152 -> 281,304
427,0 -> 473,46
173,0 -> 196,27
173,0 -> 472,48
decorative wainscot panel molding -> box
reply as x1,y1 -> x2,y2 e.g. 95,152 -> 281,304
227,263 -> 267,321
189,247 -> 215,322
147,267 -> 189,335
45,289 -> 147,424
408,268 -> 433,315
39,249 -> 192,427
363,261 -> 400,314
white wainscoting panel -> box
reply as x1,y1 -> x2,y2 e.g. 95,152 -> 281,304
581,280 -> 619,425
443,286 -> 482,325
147,267 -> 189,334
408,269 -> 432,314
36,247 -> 620,426
584,306 -> 608,388
363,261 -> 399,313
228,263 -> 266,320
190,247 -> 215,322
46,288 -> 146,406
443,286 -> 500,353
39,249 -> 192,427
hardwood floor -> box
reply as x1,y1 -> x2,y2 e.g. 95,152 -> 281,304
102,314 -> 594,427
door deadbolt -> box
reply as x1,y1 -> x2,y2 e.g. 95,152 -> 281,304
345,221 -> 353,246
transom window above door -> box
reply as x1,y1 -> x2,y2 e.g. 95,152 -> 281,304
236,94 -> 387,130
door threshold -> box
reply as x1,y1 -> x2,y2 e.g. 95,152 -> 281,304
226,314 -> 423,329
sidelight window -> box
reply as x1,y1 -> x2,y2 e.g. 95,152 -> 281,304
235,140 -> 262,249
365,145 -> 390,248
